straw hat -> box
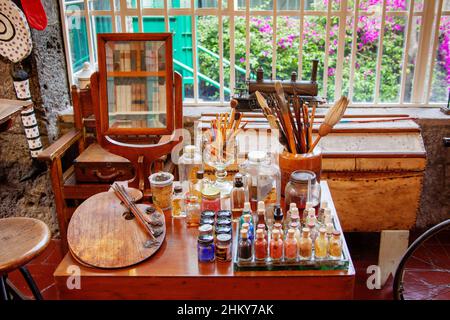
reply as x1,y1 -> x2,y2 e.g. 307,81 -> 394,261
0,0 -> 32,63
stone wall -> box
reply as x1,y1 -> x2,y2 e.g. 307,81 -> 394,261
416,119 -> 450,229
0,0 -> 71,235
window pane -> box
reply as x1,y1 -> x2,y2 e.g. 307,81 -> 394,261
234,16 -> 248,90
89,0 -> 111,10
91,16 -> 113,59
170,0 -> 191,8
143,16 -> 166,32
302,16 -> 325,94
197,16 -> 220,101
67,14 -> 89,72
143,0 -> 164,8
251,0 -> 273,10
430,16 -> 450,103
403,16 -> 421,103
250,16 -> 273,79
197,0 -> 218,8
380,16 -> 407,103
276,16 -> 300,80
170,16 -> 194,100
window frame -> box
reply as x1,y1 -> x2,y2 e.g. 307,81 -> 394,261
60,0 -> 450,107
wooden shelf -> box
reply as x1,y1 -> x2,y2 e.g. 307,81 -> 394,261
107,71 -> 166,78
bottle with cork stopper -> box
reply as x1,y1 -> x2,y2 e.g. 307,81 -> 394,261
302,201 -> 313,225
329,230 -> 342,259
318,200 -> 328,224
314,227 -> 329,259
270,229 -> 283,261
298,227 -> 313,259
231,173 -> 246,216
238,229 -> 252,261
254,229 -> 268,261
284,229 -> 298,261
256,200 -> 267,229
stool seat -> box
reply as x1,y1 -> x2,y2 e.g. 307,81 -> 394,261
0,217 -> 50,274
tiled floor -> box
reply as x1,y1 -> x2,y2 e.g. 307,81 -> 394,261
5,230 -> 449,300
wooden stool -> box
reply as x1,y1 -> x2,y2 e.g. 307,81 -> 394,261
0,217 -> 51,300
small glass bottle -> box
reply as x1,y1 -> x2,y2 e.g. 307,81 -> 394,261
242,214 -> 254,241
307,221 -> 318,242
256,201 -> 267,229
318,200 -> 328,224
179,145 -> 202,188
270,229 -> 283,261
171,185 -> 185,218
201,185 -> 221,212
186,195 -> 201,227
197,234 -> 215,262
239,202 -> 252,227
298,228 -> 312,259
257,223 -> 268,241
238,229 -> 252,261
323,208 -> 333,226
273,223 -> 284,240
284,229 -> 298,261
290,211 -> 300,225
273,205 -> 283,225
231,173 -> 246,216
306,208 -> 318,227
190,170 -> 205,203
284,202 -> 297,228
325,222 -> 334,240
314,227 -> 329,260
290,221 -> 301,244
215,233 -> 232,262
254,229 -> 268,261
329,230 -> 342,259
302,201 -> 313,226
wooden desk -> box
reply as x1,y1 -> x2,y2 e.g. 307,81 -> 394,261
0,99 -> 32,133
54,181 -> 355,300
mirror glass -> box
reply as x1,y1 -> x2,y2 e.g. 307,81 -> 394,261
105,40 -> 167,129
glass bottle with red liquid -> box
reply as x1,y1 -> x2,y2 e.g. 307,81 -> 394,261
254,229 -> 268,261
284,229 -> 298,261
270,229 -> 283,261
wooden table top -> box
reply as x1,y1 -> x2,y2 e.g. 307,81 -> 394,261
0,99 -> 32,126
54,181 -> 355,279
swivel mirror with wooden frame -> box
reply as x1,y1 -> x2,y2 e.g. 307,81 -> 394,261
97,33 -> 174,137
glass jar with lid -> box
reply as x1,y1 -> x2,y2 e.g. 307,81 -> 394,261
284,170 -> 321,214
239,150 -> 281,212
201,185 -> 221,212
178,145 -> 202,188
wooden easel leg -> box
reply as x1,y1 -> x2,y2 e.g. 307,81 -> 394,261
378,230 -> 409,287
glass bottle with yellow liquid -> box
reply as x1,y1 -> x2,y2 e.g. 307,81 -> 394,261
314,227 -> 329,260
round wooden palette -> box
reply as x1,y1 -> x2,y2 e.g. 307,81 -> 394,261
67,191 -> 165,269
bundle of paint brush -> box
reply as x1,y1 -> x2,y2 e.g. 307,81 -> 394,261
206,99 -> 248,157
255,81 -> 349,154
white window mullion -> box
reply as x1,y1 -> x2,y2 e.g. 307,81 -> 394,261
334,0 -> 348,100
164,0 -> 169,31
245,0 -> 250,79
271,0 -> 277,80
399,0 -> 415,104
109,0 -> 117,32
374,0 -> 387,104
120,0 -> 127,31
412,0 -> 435,103
348,0 -> 360,102
59,0 -> 74,85
229,11 -> 235,96
298,0 -> 304,80
137,0 -> 143,32
425,0 -> 444,104
191,1 -> 199,103
322,0 -> 332,99
219,0 -> 224,102
83,0 -> 95,66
